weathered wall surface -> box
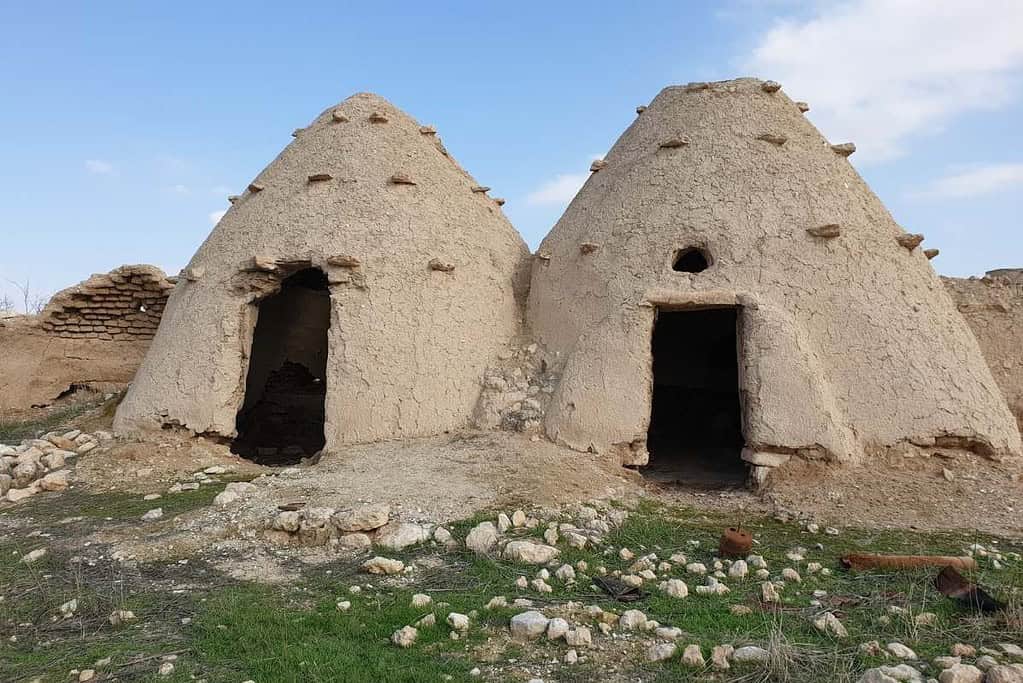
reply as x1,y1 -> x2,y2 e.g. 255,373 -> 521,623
115,93 -> 531,447
528,78 -> 1021,465
0,266 -> 172,409
944,271 -> 1023,433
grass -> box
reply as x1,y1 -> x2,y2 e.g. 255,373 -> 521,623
1,497 -> 1021,682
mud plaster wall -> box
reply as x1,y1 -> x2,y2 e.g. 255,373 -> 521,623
944,273 -> 1023,433
114,93 -> 531,447
0,265 -> 172,410
527,78 -> 1021,464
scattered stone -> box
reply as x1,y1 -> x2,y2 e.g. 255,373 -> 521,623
79,670 -> 95,682
564,650 -> 578,664
411,594 -> 432,608
555,564 -> 576,582
337,533 -> 372,551
619,609 -> 647,630
447,612 -> 469,631
273,511 -> 301,532
686,562 -> 707,575
951,644 -> 976,658
937,664 -> 983,683
662,579 -> 688,599
681,644 -> 704,667
648,643 -> 677,663
1001,645 -> 1023,658
782,567 -> 802,583
336,601 -> 351,612
497,513 -> 512,532
392,625 -> 418,648
433,526 -> 456,547
108,609 -> 137,626
564,627 -> 592,648
730,605 -> 753,616
503,541 -> 559,564
158,662 -> 174,676
985,665 -> 1023,683
728,560 -> 748,579
20,548 -> 47,564
511,510 -> 527,527
547,617 -> 569,640
977,656 -> 1000,671
530,578 -> 553,593
362,557 -> 404,575
333,503 -> 390,532
485,596 -> 507,609
933,657 -> 961,670
465,522 -> 499,555
510,611 -> 549,641
712,645 -> 733,670
415,614 -> 435,628
814,612 -> 849,638
732,646 -> 770,664
761,581 -> 780,603
887,642 -> 918,660
375,522 -> 429,550
655,626 -> 682,640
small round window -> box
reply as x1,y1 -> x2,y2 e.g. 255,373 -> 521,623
672,247 -> 710,273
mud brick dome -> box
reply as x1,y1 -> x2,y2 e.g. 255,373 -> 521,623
527,78 -> 1021,466
114,93 -> 531,458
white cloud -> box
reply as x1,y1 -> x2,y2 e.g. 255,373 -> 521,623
208,210 -> 227,225
526,172 -> 589,205
745,0 -> 1023,162
84,159 -> 114,175
914,162 -> 1023,198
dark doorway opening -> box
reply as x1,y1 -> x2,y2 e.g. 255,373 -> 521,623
232,268 -> 330,465
642,308 -> 746,487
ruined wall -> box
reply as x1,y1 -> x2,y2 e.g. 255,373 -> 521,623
0,266 -> 173,410
944,271 -> 1023,433
38,265 -> 172,341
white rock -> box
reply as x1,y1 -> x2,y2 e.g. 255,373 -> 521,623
985,665 -> 1023,683
509,611 -> 549,640
546,617 -> 569,640
655,626 -> 682,640
447,612 -> 469,631
728,560 -> 749,579
712,645 -> 733,670
564,627 -> 592,647
747,554 -> 768,569
933,657 -> 961,670
682,644 -> 704,667
433,526 -> 456,547
887,642 -> 918,659
20,548 -> 47,564
59,598 -> 78,618
485,596 -> 507,609
391,625 -> 418,648
662,579 -> 688,599
108,609 -> 136,626
273,511 -> 301,532
937,664 -> 983,683
514,576 -> 528,589
141,507 -> 162,523
158,662 -> 174,676
530,578 -> 553,593
375,522 -> 429,550
619,609 -> 647,630
782,568 -> 801,583
511,510 -> 527,527
415,614 -> 435,628
337,533 -> 372,551
813,612 -> 848,638
336,601 -> 351,612
333,503 -> 390,532
686,562 -> 707,575
411,593 -> 432,608
503,541 -> 559,564
564,649 -> 578,664
497,513 -> 512,532
465,522 -> 500,554
555,564 -> 576,582
761,581 -> 780,603
1001,644 -> 1023,658
647,643 -> 677,662
361,557 -> 404,575
732,646 -> 770,664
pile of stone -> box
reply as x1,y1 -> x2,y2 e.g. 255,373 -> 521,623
0,430 -> 109,502
263,502 -> 454,551
474,341 -> 557,433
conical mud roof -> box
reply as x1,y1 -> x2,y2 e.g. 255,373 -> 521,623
528,78 -> 1020,462
116,93 -> 530,445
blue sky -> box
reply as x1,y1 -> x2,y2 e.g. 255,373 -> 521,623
1,1 -> 1022,309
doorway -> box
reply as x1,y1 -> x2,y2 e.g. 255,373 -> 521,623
642,307 -> 746,487
232,268 -> 330,465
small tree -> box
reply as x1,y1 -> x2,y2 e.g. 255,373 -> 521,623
3,278 -> 49,315
0,293 -> 14,314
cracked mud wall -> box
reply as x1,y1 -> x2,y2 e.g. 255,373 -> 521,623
528,78 -> 1020,463
114,93 -> 531,447
0,266 -> 173,410
944,272 -> 1023,434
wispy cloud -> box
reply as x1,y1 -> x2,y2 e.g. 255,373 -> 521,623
208,210 -> 227,225
745,0 -> 1023,162
526,172 -> 589,205
166,184 -> 190,195
914,162 -> 1023,199
84,159 -> 115,175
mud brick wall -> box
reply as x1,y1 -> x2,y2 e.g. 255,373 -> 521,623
38,265 -> 174,340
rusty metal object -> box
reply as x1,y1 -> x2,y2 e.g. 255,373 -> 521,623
719,527 -> 753,558
840,553 -> 977,571
934,566 -> 1004,613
